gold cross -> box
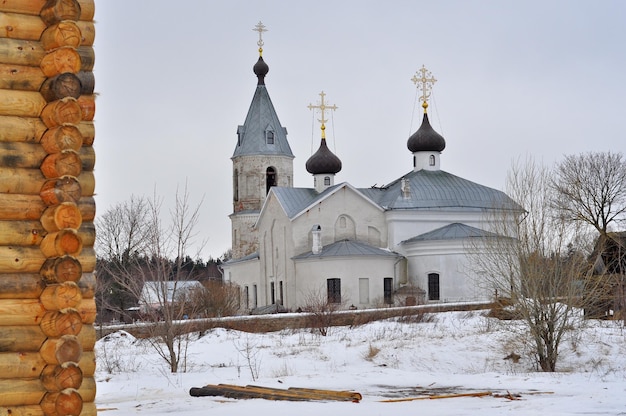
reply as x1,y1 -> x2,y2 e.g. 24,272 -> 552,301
308,91 -> 338,138
253,21 -> 268,54
411,65 -> 437,111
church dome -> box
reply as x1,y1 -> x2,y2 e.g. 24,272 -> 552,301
306,138 -> 342,174
253,56 -> 269,85
407,112 -> 446,153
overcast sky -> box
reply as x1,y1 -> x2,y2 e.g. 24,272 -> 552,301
93,1 -> 626,260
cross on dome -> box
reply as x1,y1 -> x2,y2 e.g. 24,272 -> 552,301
307,91 -> 338,139
411,65 -> 437,112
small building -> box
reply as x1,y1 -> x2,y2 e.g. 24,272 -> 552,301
139,280 -> 203,314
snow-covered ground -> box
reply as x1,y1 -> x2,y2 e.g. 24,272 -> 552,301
95,311 -> 626,415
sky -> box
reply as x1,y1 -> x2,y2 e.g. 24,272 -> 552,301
95,310 -> 626,415
93,1 -> 626,260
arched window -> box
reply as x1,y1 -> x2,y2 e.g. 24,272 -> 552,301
266,167 -> 276,194
233,169 -> 239,201
324,176 -> 331,186
428,273 -> 440,301
266,130 -> 274,144
429,154 -> 435,166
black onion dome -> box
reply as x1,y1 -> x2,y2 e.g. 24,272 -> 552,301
253,56 -> 269,85
407,112 -> 446,153
306,138 -> 342,174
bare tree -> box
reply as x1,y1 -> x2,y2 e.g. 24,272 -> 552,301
471,157 -> 595,371
552,151 -> 626,318
96,183 -> 206,372
187,280 -> 240,318
552,151 -> 626,236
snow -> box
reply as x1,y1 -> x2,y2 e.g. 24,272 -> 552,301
95,311 -> 626,415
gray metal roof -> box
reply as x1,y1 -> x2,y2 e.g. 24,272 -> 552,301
270,169 -> 521,222
359,169 -> 522,211
293,239 -> 401,260
232,85 -> 294,158
401,222 -> 504,244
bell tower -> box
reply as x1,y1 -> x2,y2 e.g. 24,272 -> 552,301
230,22 -> 294,259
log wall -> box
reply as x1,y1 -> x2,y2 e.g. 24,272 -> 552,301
0,1 -> 97,415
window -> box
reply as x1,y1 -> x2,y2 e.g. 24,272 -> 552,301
233,169 -> 239,201
384,278 -> 393,304
244,286 -> 249,310
428,273 -> 440,301
266,130 -> 274,144
266,167 -> 276,194
327,278 -> 341,304
253,284 -> 258,308
359,278 -> 369,304
279,281 -> 284,305
324,176 -> 331,186
270,281 -> 275,304
429,154 -> 435,166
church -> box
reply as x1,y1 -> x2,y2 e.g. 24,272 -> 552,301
221,23 -> 521,312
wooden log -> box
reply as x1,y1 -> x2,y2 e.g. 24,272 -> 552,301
40,47 -> 81,78
0,0 -> 94,21
0,11 -> 45,41
0,405 -> 44,416
40,176 -> 80,205
40,0 -> 82,26
0,379 -> 45,407
76,121 -> 94,145
0,352 -> 47,379
41,125 -> 83,153
75,376 -> 95,402
0,62 -> 45,91
76,46 -> 94,71
39,334 -> 82,365
0,38 -> 44,67
41,363 -> 82,391
40,228 -> 83,257
39,72 -> 82,102
0,115 -> 46,143
76,94 -> 94,121
0,326 -> 94,353
40,150 -> 82,178
76,20 -> 94,47
39,255 -> 81,284
40,282 -> 82,310
40,21 -> 82,51
0,220 -> 44,246
75,71 -> 93,95
0,194 -> 46,220
0,298 -> 46,325
40,97 -> 82,127
0,89 -> 45,117
76,272 -> 95,298
40,388 -> 83,416
40,309 -> 83,337
0,246 -> 46,274
0,273 -> 43,299
0,326 -> 45,352
41,202 -> 82,231
75,297 -> 96,324
0,167 -> 93,196
77,222 -> 95,246
0,141 -> 46,168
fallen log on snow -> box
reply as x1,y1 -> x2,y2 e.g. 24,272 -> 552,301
189,384 -> 362,402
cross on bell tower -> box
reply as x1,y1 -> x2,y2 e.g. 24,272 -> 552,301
253,21 -> 267,56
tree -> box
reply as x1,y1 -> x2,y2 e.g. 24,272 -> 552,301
471,157 -> 595,372
96,184 -> 206,372
552,151 -> 626,236
552,151 -> 626,318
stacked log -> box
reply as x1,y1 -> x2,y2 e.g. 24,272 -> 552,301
0,1 -> 97,415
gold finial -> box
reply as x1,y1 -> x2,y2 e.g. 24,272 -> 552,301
308,91 -> 338,139
411,65 -> 437,113
253,21 -> 267,56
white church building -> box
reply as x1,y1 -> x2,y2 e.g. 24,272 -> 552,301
221,25 -> 521,312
